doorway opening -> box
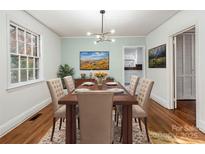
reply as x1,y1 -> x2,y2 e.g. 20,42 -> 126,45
173,27 -> 196,126
122,46 -> 145,87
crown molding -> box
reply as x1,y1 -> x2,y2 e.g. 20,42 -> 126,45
24,10 -> 60,37
61,35 -> 146,39
147,10 -> 180,35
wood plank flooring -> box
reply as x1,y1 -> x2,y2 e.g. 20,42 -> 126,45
176,100 -> 196,126
0,105 -> 53,144
0,100 -> 205,144
147,100 -> 205,143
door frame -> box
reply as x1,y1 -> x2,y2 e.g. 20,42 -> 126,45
122,46 -> 146,85
169,25 -> 199,127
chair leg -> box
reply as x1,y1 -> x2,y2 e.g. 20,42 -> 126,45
114,106 -> 117,122
116,113 -> 119,127
59,118 -> 62,130
50,118 -> 56,141
138,118 -> 142,131
77,117 -> 80,129
144,117 -> 150,143
134,118 -> 137,123
119,117 -> 123,142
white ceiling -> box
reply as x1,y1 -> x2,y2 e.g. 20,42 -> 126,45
27,10 -> 178,37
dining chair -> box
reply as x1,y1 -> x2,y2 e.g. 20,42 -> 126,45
64,76 -> 75,93
77,92 -> 114,144
132,78 -> 154,142
47,78 -> 66,141
116,75 -> 140,126
120,78 -> 154,142
64,76 -> 80,129
128,75 -> 141,96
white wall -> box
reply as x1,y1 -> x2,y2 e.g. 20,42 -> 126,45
61,37 -> 146,83
0,11 -> 61,137
146,10 -> 205,132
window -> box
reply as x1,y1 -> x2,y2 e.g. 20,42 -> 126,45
9,22 -> 41,88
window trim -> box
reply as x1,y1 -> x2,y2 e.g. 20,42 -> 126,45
7,21 -> 43,90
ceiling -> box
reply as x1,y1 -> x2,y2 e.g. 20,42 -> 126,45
27,10 -> 179,37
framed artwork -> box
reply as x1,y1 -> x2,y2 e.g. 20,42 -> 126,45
148,44 -> 166,68
80,51 -> 109,70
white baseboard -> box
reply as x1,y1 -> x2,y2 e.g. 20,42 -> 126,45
198,120 -> 205,133
151,93 -> 171,109
0,97 -> 51,138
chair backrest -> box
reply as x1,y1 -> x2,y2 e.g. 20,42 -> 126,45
64,76 -> 75,93
137,78 -> 154,111
47,78 -> 65,112
77,92 -> 114,144
128,75 -> 140,96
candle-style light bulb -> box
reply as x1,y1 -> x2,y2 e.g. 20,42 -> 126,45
111,39 -> 115,42
87,32 -> 92,36
110,29 -> 115,34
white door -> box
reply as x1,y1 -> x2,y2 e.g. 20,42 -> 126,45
176,33 -> 196,100
173,36 -> 177,108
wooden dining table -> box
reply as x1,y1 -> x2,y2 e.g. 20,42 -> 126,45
58,81 -> 137,144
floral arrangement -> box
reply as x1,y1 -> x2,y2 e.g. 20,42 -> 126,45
94,71 -> 108,78
80,73 -> 86,79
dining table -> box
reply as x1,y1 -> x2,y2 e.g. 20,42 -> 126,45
58,80 -> 138,144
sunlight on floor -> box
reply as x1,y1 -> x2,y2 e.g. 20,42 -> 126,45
149,130 -> 205,144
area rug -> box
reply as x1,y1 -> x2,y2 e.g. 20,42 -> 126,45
39,119 -> 149,144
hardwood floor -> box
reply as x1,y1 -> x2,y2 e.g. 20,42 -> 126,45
0,105 -> 53,144
147,100 -> 205,143
0,100 -> 205,144
177,100 -> 196,126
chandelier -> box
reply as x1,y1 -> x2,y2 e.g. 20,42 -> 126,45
86,10 -> 115,44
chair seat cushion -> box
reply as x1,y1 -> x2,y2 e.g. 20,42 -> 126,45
132,105 -> 147,118
54,105 -> 66,118
55,105 -> 79,118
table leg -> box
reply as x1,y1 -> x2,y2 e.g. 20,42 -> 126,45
122,105 -> 132,144
66,105 -> 76,144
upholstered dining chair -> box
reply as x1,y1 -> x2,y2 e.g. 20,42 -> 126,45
64,76 -> 80,129
116,75 -> 140,126
132,78 -> 154,142
64,76 -> 75,93
77,92 -> 114,144
47,78 -> 66,141
128,75 -> 141,96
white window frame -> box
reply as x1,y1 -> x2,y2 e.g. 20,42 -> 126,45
7,21 -> 43,90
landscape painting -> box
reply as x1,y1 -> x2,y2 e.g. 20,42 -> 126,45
148,44 -> 166,68
80,51 -> 109,70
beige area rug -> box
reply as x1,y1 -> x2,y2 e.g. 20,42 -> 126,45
39,119 -> 150,144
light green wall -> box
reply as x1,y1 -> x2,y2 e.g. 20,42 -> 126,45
61,37 -> 146,83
